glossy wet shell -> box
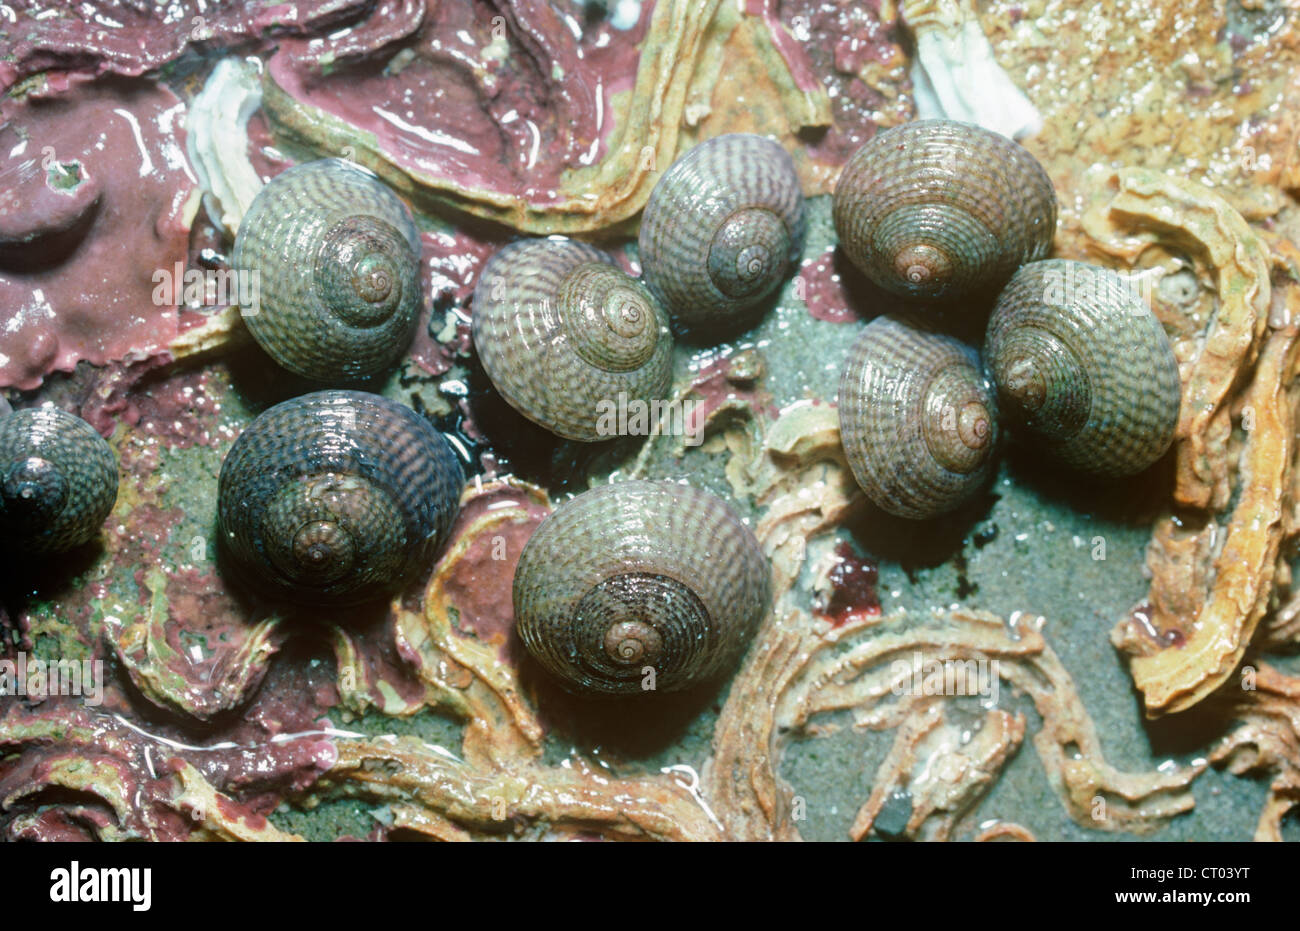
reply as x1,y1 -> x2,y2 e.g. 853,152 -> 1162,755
217,390 -> 463,605
0,408 -> 118,553
472,238 -> 673,442
832,119 -> 1056,301
233,158 -> 423,381
985,259 -> 1181,477
514,480 -> 770,695
639,133 -> 806,329
838,315 -> 1000,519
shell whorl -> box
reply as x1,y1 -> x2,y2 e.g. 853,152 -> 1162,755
639,133 -> 806,328
985,259 -> 1181,477
0,408 -> 117,553
514,480 -> 770,696
471,238 -> 673,442
217,390 -> 463,605
832,120 -> 1056,301
838,315 -> 1000,519
233,159 -> 423,381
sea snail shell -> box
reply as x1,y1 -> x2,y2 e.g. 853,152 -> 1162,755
0,408 -> 118,553
832,120 -> 1056,301
217,390 -> 463,605
233,159 -> 423,382
514,480 -> 769,696
984,259 -> 1181,477
838,315 -> 999,519
639,133 -> 806,329
472,238 -> 673,442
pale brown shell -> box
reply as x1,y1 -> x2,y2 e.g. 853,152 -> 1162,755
984,259 -> 1181,477
639,133 -> 805,329
471,238 -> 673,442
233,158 -> 423,381
0,408 -> 118,553
832,119 -> 1056,301
218,390 -> 463,606
838,315 -> 1000,519
514,480 -> 770,696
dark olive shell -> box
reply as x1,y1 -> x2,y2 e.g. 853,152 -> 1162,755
233,158 -> 423,382
639,133 -> 805,329
217,390 -> 463,605
832,119 -> 1056,301
514,480 -> 769,695
0,408 -> 117,553
985,259 -> 1181,476
838,315 -> 999,519
472,237 -> 673,442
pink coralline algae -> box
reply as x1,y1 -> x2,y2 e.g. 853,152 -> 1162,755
0,0 -> 379,94
409,228 -> 501,377
265,0 -> 649,206
0,80 -> 195,389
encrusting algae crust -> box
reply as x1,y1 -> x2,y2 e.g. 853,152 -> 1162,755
3,0 -> 1300,841
261,0 -> 834,235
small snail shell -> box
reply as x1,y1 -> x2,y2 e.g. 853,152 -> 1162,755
0,408 -> 117,553
984,259 -> 1181,477
514,480 -> 769,696
233,159 -> 423,381
638,133 -> 805,329
218,390 -> 463,605
472,238 -> 673,442
832,120 -> 1056,301
838,315 -> 999,519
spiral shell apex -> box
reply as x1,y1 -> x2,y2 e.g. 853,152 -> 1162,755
217,390 -> 463,606
514,480 -> 770,696
0,408 -> 118,553
832,120 -> 1056,301
639,133 -> 806,329
472,238 -> 673,442
838,315 -> 1000,519
233,158 -> 423,381
985,259 -> 1181,477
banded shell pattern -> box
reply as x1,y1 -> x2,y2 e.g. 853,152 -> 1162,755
514,480 -> 770,695
832,119 -> 1056,301
233,158 -> 423,382
639,133 -> 806,330
217,390 -> 463,605
838,315 -> 1000,519
0,407 -> 118,553
984,259 -> 1181,476
472,238 -> 673,442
